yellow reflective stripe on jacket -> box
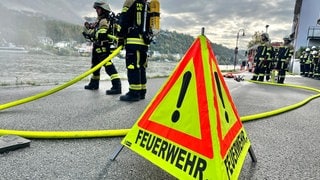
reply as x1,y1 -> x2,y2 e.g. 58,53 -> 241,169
136,11 -> 142,26
136,50 -> 140,68
122,0 -> 135,13
96,47 -> 107,53
136,2 -> 143,26
126,38 -> 147,46
95,29 -> 107,40
122,6 -> 129,13
261,46 -> 266,57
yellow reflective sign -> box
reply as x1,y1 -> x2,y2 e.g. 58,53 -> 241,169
122,35 -> 251,180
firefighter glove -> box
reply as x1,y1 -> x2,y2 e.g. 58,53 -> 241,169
117,37 -> 124,48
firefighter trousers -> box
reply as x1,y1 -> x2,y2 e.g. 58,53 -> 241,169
124,44 -> 148,93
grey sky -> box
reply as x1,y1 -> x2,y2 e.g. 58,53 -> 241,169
0,0 -> 296,49
80,0 -> 295,49
2,0 -> 295,50
106,0 -> 296,49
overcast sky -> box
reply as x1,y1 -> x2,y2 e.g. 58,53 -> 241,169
90,0 -> 296,49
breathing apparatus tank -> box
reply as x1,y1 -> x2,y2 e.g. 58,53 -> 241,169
149,0 -> 160,35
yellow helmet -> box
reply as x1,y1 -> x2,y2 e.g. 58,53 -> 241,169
93,0 -> 111,12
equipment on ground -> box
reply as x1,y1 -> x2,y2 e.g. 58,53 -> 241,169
234,75 -> 245,82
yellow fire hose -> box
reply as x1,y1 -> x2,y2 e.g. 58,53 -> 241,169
1,81 -> 319,139
241,93 -> 320,122
240,80 -> 320,122
0,129 -> 130,139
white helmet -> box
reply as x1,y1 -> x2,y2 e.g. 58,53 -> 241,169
283,35 -> 290,41
312,46 -> 317,50
93,0 -> 111,12
305,48 -> 310,52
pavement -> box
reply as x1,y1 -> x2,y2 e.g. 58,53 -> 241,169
0,73 -> 320,180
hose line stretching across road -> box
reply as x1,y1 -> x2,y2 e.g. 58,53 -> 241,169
0,69 -> 320,138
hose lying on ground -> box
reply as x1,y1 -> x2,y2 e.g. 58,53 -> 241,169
0,80 -> 319,138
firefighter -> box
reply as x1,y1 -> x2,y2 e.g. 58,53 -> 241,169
82,0 -> 122,95
265,44 -> 275,81
117,0 -> 150,101
309,46 -> 318,78
299,51 -> 306,76
251,33 -> 271,81
275,36 -> 294,84
313,49 -> 320,79
304,48 -> 312,77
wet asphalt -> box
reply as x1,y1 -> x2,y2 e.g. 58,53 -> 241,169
0,74 -> 320,180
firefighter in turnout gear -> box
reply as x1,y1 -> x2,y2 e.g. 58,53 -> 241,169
310,46 -> 318,78
117,0 -> 150,101
313,50 -> 320,80
82,0 -> 121,95
275,36 -> 294,84
304,48 -> 312,77
251,33 -> 272,81
264,45 -> 275,81
300,51 -> 306,76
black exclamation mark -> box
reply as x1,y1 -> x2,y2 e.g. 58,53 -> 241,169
214,72 -> 229,123
171,71 -> 192,123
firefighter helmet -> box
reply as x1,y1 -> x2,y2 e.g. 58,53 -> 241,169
93,0 -> 111,12
261,33 -> 269,42
283,35 -> 290,41
305,48 -> 310,52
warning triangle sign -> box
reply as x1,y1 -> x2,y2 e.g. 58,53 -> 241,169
122,35 -> 251,180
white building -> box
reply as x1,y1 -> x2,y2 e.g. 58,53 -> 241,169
291,0 -> 320,51
53,41 -> 70,49
38,37 -> 53,46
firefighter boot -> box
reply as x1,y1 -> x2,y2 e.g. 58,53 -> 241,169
258,76 -> 264,82
250,74 -> 258,81
84,79 -> 99,90
139,89 -> 147,99
266,75 -> 270,81
120,90 -> 140,101
106,79 -> 122,95
140,89 -> 146,100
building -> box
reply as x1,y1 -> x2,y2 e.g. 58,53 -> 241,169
291,0 -> 320,53
38,36 -> 53,46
